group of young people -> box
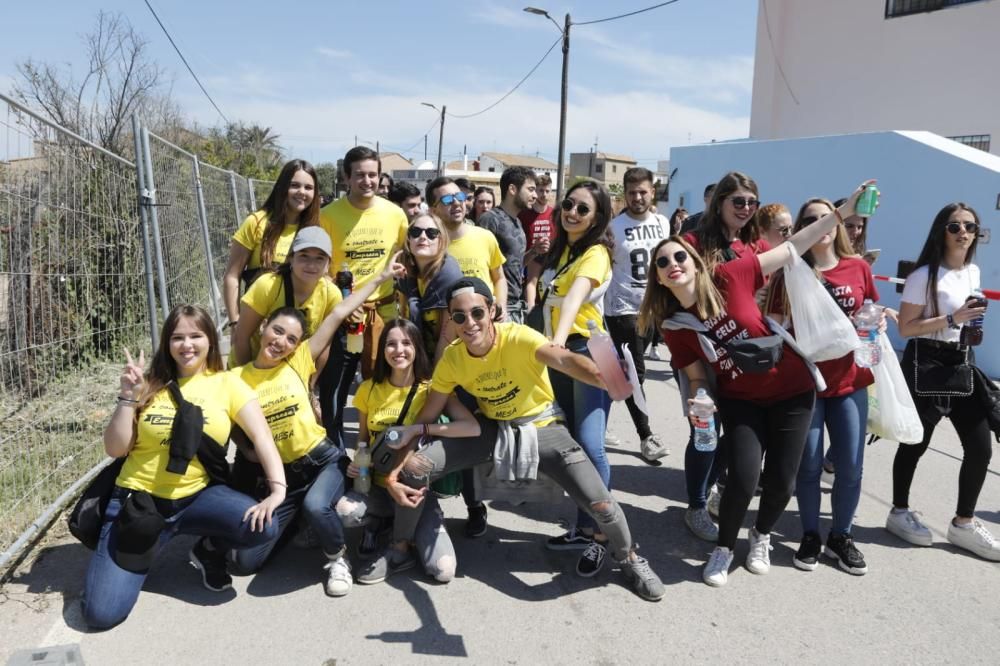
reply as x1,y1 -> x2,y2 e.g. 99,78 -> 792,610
81,146 -> 996,629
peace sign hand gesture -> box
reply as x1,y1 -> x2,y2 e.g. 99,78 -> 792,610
120,347 -> 146,400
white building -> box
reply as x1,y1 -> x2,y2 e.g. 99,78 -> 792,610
750,0 -> 1000,156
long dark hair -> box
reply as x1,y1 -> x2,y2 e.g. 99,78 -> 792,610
138,304 -> 222,412
913,202 -> 980,316
693,171 -> 762,274
371,318 -> 432,385
544,178 -> 615,271
259,159 -> 320,267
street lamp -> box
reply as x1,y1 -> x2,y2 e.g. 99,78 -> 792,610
525,6 -> 570,203
421,102 -> 446,176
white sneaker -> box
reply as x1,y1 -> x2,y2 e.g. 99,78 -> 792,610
605,432 -> 623,447
885,508 -> 933,546
746,528 -> 772,574
684,507 -> 719,542
707,485 -> 722,519
649,346 -> 662,361
947,520 -> 1000,561
640,434 -> 669,462
703,546 -> 733,587
323,554 -> 353,597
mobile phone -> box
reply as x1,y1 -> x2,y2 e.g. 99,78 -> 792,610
862,248 -> 880,265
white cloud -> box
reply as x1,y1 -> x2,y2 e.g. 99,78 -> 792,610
316,47 -> 352,60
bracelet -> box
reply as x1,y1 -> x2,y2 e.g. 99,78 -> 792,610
117,396 -> 138,404
946,313 -> 959,330
267,479 -> 287,488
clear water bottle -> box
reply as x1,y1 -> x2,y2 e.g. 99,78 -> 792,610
354,442 -> 371,494
690,388 -> 717,452
585,320 -> 632,401
853,299 -> 882,368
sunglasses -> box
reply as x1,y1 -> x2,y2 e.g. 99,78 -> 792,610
776,226 -> 793,238
450,307 -> 488,324
946,221 -> 979,234
655,250 -> 689,268
439,192 -> 468,205
560,199 -> 592,216
407,226 -> 442,240
728,196 -> 759,210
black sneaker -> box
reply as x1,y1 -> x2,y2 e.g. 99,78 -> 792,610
546,528 -> 594,551
189,538 -> 232,592
358,515 -> 392,559
575,541 -> 607,577
793,531 -> 822,571
464,504 -> 488,538
825,532 -> 868,575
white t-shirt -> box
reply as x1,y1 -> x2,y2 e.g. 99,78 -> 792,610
900,263 -> 980,342
604,210 -> 669,316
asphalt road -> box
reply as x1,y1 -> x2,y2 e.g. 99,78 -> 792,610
2,352 -> 998,665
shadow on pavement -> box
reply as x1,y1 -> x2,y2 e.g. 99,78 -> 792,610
365,576 -> 467,657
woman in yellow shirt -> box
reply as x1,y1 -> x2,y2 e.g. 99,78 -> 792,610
222,159 -> 320,329
228,253 -> 404,597
230,227 -> 341,367
538,179 -> 615,575
345,318 -> 478,584
82,304 -> 287,629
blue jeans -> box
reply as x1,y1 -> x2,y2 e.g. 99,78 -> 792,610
684,423 -> 724,509
796,388 -> 868,535
550,336 -> 611,532
82,484 -> 276,629
230,441 -> 346,574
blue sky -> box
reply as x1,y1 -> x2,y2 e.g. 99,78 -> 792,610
0,1 -> 759,168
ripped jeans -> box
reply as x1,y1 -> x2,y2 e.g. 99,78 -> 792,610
397,417 -> 635,561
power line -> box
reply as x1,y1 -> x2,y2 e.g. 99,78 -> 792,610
576,0 -> 682,26
446,35 -> 562,119
142,0 -> 230,124
396,117 -> 440,154
760,0 -> 799,105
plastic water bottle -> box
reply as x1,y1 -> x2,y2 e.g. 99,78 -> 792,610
853,300 -> 882,368
585,320 -> 632,401
690,388 -> 717,452
960,291 -> 987,346
354,442 -> 371,494
335,261 -> 366,354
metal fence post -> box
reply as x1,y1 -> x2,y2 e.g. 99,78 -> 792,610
140,126 -> 171,319
190,156 -> 223,323
247,178 -> 258,211
132,115 -> 160,349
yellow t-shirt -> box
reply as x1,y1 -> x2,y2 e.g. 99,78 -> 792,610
319,196 -> 407,308
238,271 -> 343,361
231,211 -> 300,271
548,244 -> 612,338
431,323 -> 554,423
234,345 -> 327,463
352,379 -> 430,435
447,226 -> 506,293
117,371 -> 256,499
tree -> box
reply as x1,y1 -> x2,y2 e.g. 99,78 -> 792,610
11,11 -> 170,156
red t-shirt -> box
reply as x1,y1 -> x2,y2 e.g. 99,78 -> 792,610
662,254 -> 814,404
519,206 -> 556,252
770,256 -> 879,398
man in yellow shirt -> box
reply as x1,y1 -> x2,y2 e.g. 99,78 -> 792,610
318,146 -> 407,451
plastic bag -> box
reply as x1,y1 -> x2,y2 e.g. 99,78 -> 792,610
783,250 -> 860,362
867,332 -> 924,444
620,343 -> 647,415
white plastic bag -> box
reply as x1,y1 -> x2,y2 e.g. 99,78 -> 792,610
620,343 -> 647,415
867,332 -> 923,444
783,251 -> 860,362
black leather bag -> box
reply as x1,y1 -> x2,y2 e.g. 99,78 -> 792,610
725,335 -> 785,373
67,457 -> 126,550
913,338 -> 973,397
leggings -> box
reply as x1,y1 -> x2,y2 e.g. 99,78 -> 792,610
605,314 -> 653,440
717,390 -> 816,549
401,417 -> 635,561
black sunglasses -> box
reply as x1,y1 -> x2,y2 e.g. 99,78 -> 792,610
407,226 -> 442,240
946,221 -> 979,234
728,196 -> 759,210
655,250 -> 689,268
560,199 -> 592,216
450,307 -> 488,324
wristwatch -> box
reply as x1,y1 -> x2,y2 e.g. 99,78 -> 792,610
946,314 -> 959,330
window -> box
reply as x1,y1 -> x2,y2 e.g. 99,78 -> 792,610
595,164 -> 603,173
948,134 -> 991,152
886,0 -> 984,18
612,164 -> 617,173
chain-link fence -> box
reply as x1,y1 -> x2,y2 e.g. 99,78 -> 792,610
0,94 -> 150,565
0,94 -> 280,571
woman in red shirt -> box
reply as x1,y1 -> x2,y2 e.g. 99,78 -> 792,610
639,182 -> 873,587
766,198 -> 882,576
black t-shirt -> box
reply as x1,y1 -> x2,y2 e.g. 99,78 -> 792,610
477,207 -> 527,303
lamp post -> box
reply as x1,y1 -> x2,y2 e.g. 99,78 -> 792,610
421,102 -> 446,176
525,7 -> 570,203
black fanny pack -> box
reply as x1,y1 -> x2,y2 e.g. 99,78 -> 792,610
912,338 -> 973,397
700,332 -> 784,374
